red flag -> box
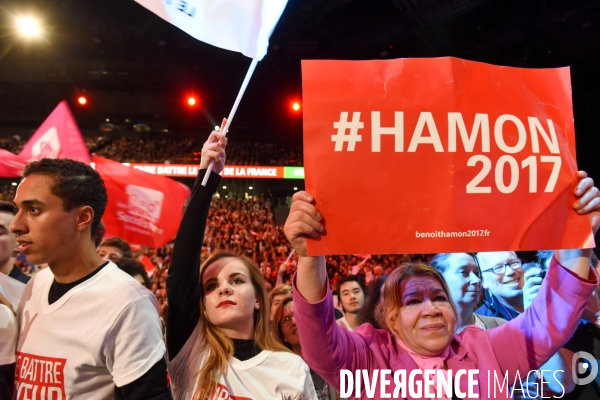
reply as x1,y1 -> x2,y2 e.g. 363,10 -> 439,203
93,155 -> 190,248
19,101 -> 90,164
138,255 -> 157,274
0,149 -> 27,178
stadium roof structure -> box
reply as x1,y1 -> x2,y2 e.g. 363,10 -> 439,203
1,0 -> 599,177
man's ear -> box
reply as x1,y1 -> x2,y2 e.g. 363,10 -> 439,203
75,205 -> 95,233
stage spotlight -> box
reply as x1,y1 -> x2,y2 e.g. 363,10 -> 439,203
292,101 -> 301,111
187,96 -> 197,106
77,96 -> 87,105
16,17 -> 41,38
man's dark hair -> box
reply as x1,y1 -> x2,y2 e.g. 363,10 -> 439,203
100,237 -> 133,258
23,158 -> 107,238
0,200 -> 17,216
336,275 -> 366,301
116,257 -> 151,289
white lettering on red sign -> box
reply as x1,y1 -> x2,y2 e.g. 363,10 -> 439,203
332,111 -> 562,194
14,352 -> 66,400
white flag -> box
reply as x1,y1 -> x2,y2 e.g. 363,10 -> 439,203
135,0 -> 288,60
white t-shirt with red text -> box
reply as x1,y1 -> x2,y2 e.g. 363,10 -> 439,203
14,263 -> 165,400
168,323 -> 317,400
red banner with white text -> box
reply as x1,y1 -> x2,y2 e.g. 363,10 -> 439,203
126,163 -> 307,179
302,57 -> 594,255
94,155 -> 190,248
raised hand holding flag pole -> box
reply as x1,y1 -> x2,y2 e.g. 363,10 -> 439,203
134,0 -> 289,184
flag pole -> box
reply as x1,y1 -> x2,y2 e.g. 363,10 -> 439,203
201,58 -> 259,186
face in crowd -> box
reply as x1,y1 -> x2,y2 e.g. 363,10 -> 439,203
0,211 -> 18,267
11,175 -> 84,266
279,300 -> 300,348
339,280 -> 365,314
380,264 -> 457,356
270,290 -> 291,322
439,253 -> 481,308
98,246 -> 125,263
201,256 -> 260,337
391,275 -> 455,355
476,251 -> 524,301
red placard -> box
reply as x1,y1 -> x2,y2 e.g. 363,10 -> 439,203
94,155 -> 190,248
302,57 -> 594,255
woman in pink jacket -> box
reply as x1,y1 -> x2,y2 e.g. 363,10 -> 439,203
283,172 -> 600,400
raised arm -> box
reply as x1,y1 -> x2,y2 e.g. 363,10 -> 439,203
166,122 -> 227,359
283,191 -> 326,302
554,171 -> 600,276
284,192 -> 379,387
488,172 -> 600,377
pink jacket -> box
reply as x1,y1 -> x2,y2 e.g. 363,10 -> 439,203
293,257 -> 596,399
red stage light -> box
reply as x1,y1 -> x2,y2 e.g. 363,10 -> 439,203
77,96 -> 87,105
292,101 -> 301,111
187,97 -> 197,106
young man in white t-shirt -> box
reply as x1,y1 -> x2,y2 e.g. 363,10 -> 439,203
10,158 -> 171,400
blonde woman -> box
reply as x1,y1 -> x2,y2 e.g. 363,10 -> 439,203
166,124 -> 316,400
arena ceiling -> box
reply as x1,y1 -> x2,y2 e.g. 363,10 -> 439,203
0,0 -> 599,175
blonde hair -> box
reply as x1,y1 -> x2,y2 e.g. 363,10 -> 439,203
375,262 -> 458,333
193,250 -> 290,400
269,284 -> 292,306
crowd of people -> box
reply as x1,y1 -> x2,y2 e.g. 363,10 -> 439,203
0,183 -> 16,202
0,134 -> 304,165
2,178 -> 427,325
0,137 -> 25,155
91,136 -> 195,164
6,204 -> 430,326
1,128 -> 600,400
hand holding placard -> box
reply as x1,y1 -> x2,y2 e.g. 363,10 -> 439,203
573,171 -> 600,234
283,191 -> 324,258
283,192 -> 327,303
554,171 -> 600,279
